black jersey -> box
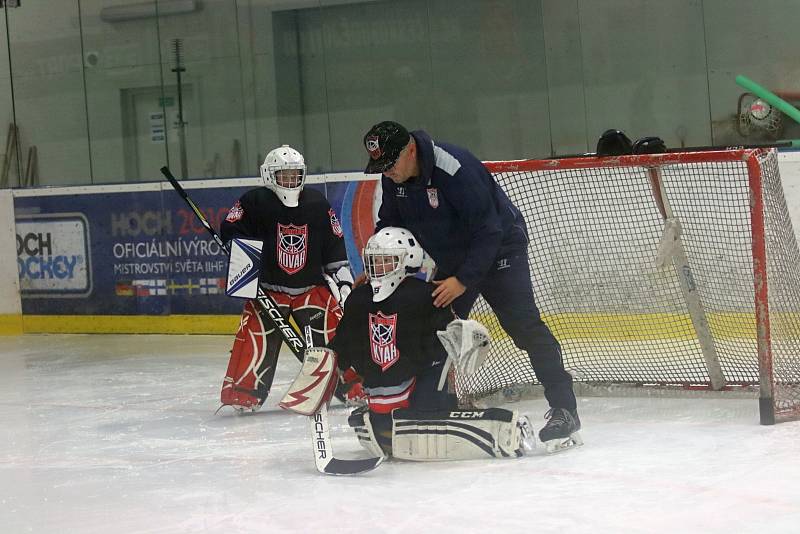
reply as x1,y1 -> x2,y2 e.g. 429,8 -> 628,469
220,187 -> 347,289
330,278 -> 454,388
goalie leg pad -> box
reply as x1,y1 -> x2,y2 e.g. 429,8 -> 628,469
347,406 -> 389,457
221,301 -> 281,410
278,347 -> 338,416
391,408 -> 525,461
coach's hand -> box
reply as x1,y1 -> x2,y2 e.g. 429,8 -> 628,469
432,276 -> 466,308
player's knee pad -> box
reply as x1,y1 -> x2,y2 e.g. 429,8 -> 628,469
390,408 -> 529,461
347,406 -> 390,457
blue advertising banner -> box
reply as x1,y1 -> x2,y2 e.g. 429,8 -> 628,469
14,178 -> 378,316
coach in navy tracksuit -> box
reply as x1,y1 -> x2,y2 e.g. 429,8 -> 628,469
362,121 -> 581,443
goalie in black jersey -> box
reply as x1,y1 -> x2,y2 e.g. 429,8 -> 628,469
293,227 -> 535,460
218,145 -> 362,412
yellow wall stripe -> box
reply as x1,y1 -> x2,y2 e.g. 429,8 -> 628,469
3,312 -> 797,339
17,315 -> 240,335
0,314 -> 24,335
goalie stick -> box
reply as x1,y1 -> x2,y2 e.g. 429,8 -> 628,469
160,166 -> 305,358
303,326 -> 384,476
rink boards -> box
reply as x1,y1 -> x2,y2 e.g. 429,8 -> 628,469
6,152 -> 800,336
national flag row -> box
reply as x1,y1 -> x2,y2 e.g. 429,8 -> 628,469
115,278 -> 225,297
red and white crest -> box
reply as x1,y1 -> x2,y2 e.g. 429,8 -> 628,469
226,200 -> 244,222
369,312 -> 399,371
328,208 -> 343,237
277,223 -> 308,275
366,135 -> 382,160
427,188 -> 439,209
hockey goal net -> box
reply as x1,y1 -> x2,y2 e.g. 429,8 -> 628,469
459,148 -> 800,425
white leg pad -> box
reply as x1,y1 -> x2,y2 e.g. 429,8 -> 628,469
391,408 -> 524,461
347,407 -> 385,458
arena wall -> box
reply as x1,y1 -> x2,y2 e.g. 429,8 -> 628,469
3,152 -> 800,335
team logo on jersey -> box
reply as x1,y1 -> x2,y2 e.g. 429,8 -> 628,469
396,186 -> 407,198
369,312 -> 399,371
328,208 -> 343,237
366,136 -> 382,159
427,188 -> 439,209
225,200 -> 244,222
277,223 -> 308,275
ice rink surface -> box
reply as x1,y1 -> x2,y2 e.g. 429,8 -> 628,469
1,334 -> 799,534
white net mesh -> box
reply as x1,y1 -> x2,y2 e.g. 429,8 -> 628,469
459,149 -> 800,424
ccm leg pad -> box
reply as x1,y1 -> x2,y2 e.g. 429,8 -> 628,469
391,408 -> 524,461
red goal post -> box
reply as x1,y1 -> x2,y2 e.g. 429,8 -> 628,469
459,148 -> 800,425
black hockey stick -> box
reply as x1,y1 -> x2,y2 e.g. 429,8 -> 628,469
160,166 -> 305,358
302,325 -> 384,476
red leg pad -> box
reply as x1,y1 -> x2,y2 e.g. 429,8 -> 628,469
221,301 -> 273,409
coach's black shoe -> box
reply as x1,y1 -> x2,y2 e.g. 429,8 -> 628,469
539,408 -> 583,453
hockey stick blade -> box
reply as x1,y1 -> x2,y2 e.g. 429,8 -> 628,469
159,166 -> 306,358
311,404 -> 384,476
303,326 -> 383,475
323,456 -> 384,475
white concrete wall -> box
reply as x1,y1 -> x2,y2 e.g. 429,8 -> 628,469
0,189 -> 22,314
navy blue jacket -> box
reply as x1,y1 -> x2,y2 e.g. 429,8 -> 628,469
376,130 -> 528,289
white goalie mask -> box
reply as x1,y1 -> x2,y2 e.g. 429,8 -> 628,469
363,227 -> 424,302
260,145 -> 306,207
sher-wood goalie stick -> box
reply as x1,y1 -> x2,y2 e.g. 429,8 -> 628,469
160,166 -> 306,358
302,325 -> 384,476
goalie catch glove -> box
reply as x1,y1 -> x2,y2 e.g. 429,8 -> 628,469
436,319 -> 492,379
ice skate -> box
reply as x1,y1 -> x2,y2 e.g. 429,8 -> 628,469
218,382 -> 264,415
539,408 -> 583,453
232,402 -> 262,414
214,399 -> 263,415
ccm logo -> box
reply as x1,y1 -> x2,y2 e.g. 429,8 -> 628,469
449,411 -> 485,419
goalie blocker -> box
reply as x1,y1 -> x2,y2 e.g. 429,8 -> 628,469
279,347 -> 339,415
349,406 -> 536,461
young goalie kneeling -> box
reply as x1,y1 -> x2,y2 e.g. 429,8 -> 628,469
281,227 -> 535,461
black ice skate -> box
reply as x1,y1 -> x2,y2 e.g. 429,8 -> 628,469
538,408 -> 583,453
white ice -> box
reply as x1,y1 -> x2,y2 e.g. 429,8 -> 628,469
1,334 -> 799,534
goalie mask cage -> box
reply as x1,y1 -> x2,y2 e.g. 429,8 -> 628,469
460,148 -> 800,425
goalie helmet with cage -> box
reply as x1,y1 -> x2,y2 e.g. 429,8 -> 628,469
260,145 -> 306,207
363,227 -> 425,302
